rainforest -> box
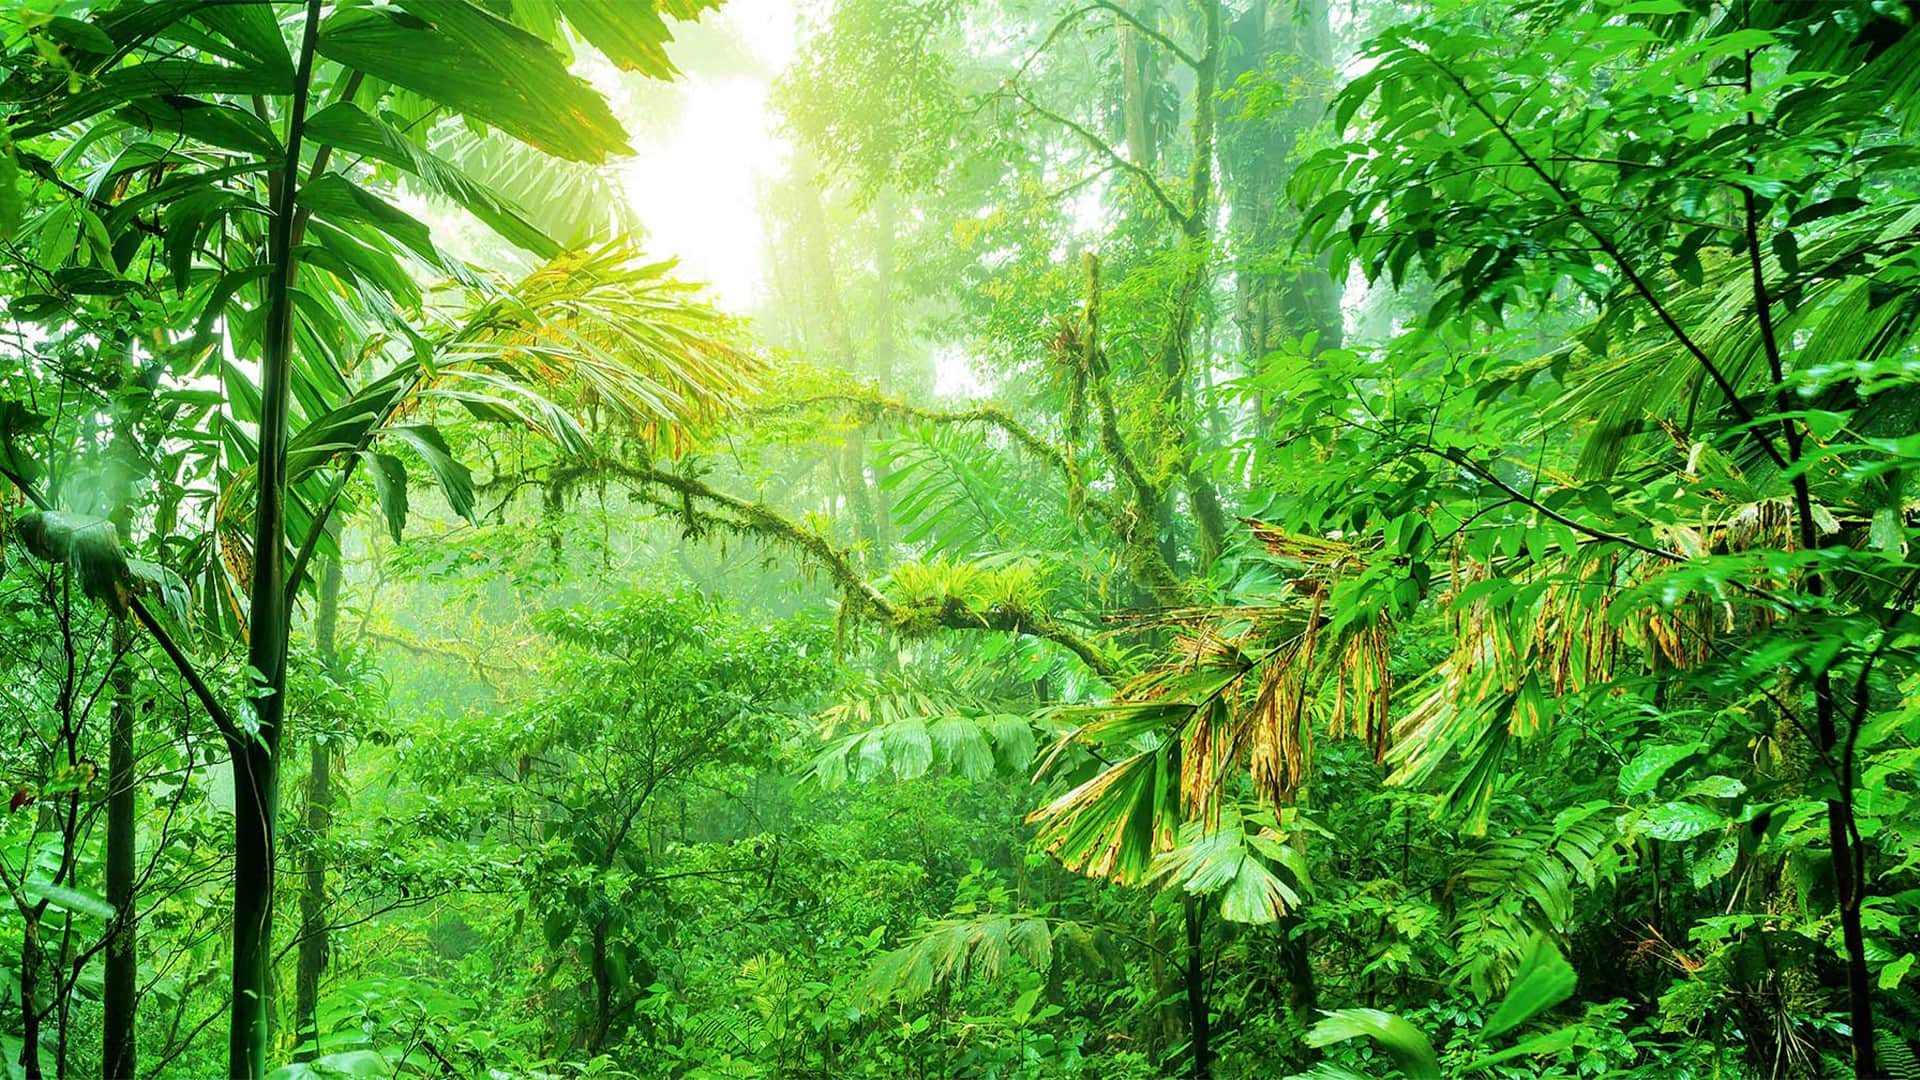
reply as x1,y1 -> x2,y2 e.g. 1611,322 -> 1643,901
1,0 -> 1919,1077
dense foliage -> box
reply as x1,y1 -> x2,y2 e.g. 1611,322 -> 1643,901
2,0 -> 1919,1078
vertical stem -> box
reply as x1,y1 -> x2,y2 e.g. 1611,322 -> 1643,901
104,345 -> 140,1080
293,556 -> 342,1059
1182,894 -> 1211,1080
102,612 -> 136,1080
231,4 -> 323,1077
20,915 -> 44,1080
1737,29 -> 1874,1071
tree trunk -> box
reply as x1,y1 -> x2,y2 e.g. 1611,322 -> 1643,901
104,336 -> 143,1080
293,557 -> 342,1058
588,916 -> 613,1052
102,613 -> 136,1080
1220,0 -> 1343,440
230,6 -> 322,1076
1116,5 -> 1158,169
20,915 -> 44,1080
1183,895 -> 1211,1080
104,389 -> 139,1080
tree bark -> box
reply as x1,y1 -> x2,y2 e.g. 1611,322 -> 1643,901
102,613 -> 136,1080
293,557 -> 342,1059
20,915 -> 44,1080
1182,895 -> 1211,1080
104,355 -> 140,1080
1116,4 -> 1158,169
1219,0 -> 1343,440
230,5 -> 322,1076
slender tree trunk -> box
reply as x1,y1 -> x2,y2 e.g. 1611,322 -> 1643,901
1182,895 -> 1211,1080
20,915 -> 44,1080
102,613 -> 136,1080
293,557 -> 342,1058
231,6 -> 322,1076
1220,0 -> 1342,442
103,336 -> 143,1080
104,404 -> 139,1080
1116,4 -> 1158,169
588,916 -> 613,1052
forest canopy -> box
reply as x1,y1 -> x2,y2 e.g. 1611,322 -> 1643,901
2,0 -> 1919,1078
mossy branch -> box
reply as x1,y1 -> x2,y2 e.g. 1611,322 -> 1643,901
558,458 -> 1119,678
756,391 -> 1083,493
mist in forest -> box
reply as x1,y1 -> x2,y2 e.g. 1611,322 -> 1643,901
2,1 -> 1919,1078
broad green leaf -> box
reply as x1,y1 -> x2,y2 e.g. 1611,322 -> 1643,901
25,879 -> 115,920
188,4 -> 294,76
1462,1025 -> 1581,1072
0,123 -> 20,241
387,424 -> 475,523
560,0 -> 682,79
303,103 -> 560,257
1881,952 -> 1915,990
1305,1008 -> 1441,1080
1618,743 -> 1697,798
1481,935 -> 1577,1040
295,175 -> 441,267
12,61 -> 294,139
316,1 -> 631,163
1641,801 -> 1725,842
364,452 -> 410,542
115,97 -> 281,158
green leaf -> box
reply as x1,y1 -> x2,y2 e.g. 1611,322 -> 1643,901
364,451 -> 410,542
294,175 -> 440,266
1305,1008 -> 1441,1080
1787,196 -> 1867,227
188,4 -> 294,76
387,425 -> 475,523
0,123 -> 21,242
11,60 -> 295,139
36,15 -> 116,55
316,0 -> 631,163
561,0 -> 682,79
1641,801 -> 1725,842
25,879 -> 115,920
303,103 -> 560,257
1462,1025 -> 1581,1072
116,97 -> 281,158
14,511 -> 131,614
1679,775 -> 1745,800
0,398 -> 48,486
1881,952 -> 1915,991
1481,935 -> 1577,1040
128,559 -> 191,622
1618,743 -> 1697,798
307,1050 -> 387,1079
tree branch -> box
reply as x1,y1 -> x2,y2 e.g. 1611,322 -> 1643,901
1413,48 -> 1788,472
756,392 -> 1078,483
1089,2 -> 1199,67
555,458 -> 1120,678
1014,89 -> 1193,231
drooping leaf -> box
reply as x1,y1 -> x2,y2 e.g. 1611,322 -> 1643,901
11,61 -> 295,139
14,510 -> 132,613
1305,1008 -> 1441,1080
303,102 -> 560,257
25,879 -> 115,920
364,451 -> 410,542
316,0 -> 631,163
1481,934 -> 1577,1040
387,424 -> 475,523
